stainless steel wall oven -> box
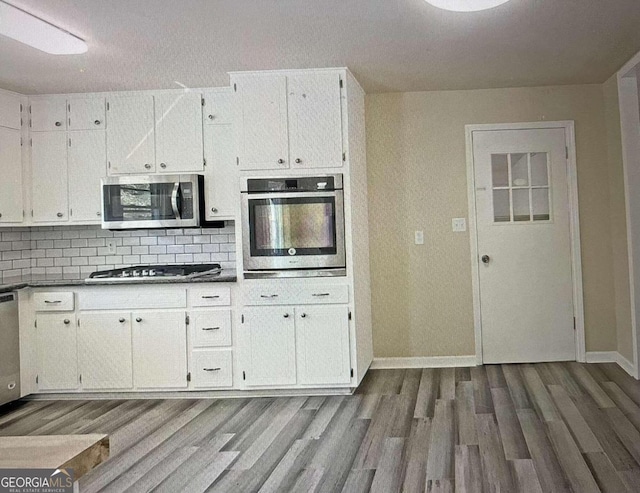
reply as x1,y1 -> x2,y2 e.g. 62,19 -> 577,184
241,175 -> 346,278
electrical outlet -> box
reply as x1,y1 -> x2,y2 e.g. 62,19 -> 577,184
452,218 -> 467,232
414,230 -> 424,245
106,239 -> 117,255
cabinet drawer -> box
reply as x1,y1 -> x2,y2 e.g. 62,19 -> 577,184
33,292 -> 75,312
191,349 -> 233,388
244,284 -> 349,305
191,310 -> 232,347
190,287 -> 231,307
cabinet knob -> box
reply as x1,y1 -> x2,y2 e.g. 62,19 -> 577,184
119,318 -> 126,323
57,212 -> 63,218
277,159 -> 285,164
63,319 -> 70,325
211,207 -> 218,213
160,163 -> 167,169
136,317 -> 142,323
283,313 -> 289,318
0,213 -> 2,218
97,212 -> 101,217
55,121 -> 62,127
208,114 -> 214,120
144,163 -> 151,169
300,313 -> 307,318
295,158 -> 302,164
94,120 -> 101,125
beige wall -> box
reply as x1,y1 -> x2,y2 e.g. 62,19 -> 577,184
603,75 -> 634,362
366,84 -> 623,358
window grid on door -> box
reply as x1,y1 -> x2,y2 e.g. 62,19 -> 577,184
491,152 -> 551,223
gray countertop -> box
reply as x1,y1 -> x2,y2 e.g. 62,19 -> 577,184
0,270 -> 237,294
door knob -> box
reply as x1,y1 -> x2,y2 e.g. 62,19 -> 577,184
481,255 -> 490,264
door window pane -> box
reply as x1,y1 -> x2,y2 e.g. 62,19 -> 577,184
510,153 -> 528,187
493,190 -> 510,222
491,154 -> 509,187
532,188 -> 550,221
530,152 -> 549,186
512,189 -> 530,222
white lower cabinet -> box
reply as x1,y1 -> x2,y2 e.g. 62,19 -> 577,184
243,307 -> 297,387
296,306 -> 351,385
36,313 -> 78,391
132,311 -> 188,389
78,312 -> 133,390
191,349 -> 233,388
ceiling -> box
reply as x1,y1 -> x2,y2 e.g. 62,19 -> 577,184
1,0 -> 640,95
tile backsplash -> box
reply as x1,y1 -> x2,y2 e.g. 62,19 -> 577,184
0,223 -> 236,283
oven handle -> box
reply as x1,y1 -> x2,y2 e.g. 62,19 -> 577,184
241,190 -> 343,200
171,183 -> 181,219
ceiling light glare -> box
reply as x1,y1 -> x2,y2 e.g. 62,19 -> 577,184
0,0 -> 87,54
424,0 -> 512,12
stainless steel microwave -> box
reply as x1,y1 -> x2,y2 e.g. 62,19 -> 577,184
101,174 -> 203,229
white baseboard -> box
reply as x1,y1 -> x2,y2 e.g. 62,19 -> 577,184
585,351 -> 638,378
370,356 -> 477,370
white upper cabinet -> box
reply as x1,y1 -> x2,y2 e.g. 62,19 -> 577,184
287,72 -> 343,169
0,128 -> 23,222
295,305 -> 351,385
31,132 -> 68,222
0,93 -> 22,130
106,95 -> 155,174
30,99 -> 67,132
203,90 -> 234,125
68,130 -> 106,222
236,75 -> 289,170
155,92 -> 204,173
203,123 -> 237,219
68,98 -> 106,130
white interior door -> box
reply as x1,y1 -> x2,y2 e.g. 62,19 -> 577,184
473,127 -> 576,363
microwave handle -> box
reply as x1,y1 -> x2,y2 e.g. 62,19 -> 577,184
171,183 -> 181,219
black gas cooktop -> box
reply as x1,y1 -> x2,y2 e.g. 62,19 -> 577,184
87,263 -> 221,281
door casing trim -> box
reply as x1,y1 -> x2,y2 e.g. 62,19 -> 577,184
465,121 -> 585,364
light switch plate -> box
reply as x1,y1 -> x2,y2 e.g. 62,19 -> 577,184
414,230 -> 424,245
452,218 -> 467,232
106,239 -> 117,255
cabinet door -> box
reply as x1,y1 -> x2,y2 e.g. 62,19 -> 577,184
155,93 -> 204,172
30,99 -> 67,131
203,124 -> 237,219
296,305 -> 351,385
0,128 -> 23,222
0,93 -> 22,130
78,312 -> 133,390
31,132 -> 68,222
106,95 -> 155,174
203,91 -> 233,125
243,307 -> 296,386
68,98 -> 106,130
68,131 -> 106,222
132,311 -> 187,389
237,75 -> 289,170
288,73 -> 343,169
36,313 -> 78,391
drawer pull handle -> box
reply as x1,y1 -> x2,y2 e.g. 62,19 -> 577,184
201,295 -> 220,299
202,326 -> 220,331
312,293 -> 330,297
260,294 -> 278,298
44,300 -> 62,304
203,367 -> 221,372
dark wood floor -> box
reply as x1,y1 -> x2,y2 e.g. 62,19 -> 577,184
1,363 -> 640,492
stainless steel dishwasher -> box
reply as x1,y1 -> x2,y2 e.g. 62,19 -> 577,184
0,292 -> 20,406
